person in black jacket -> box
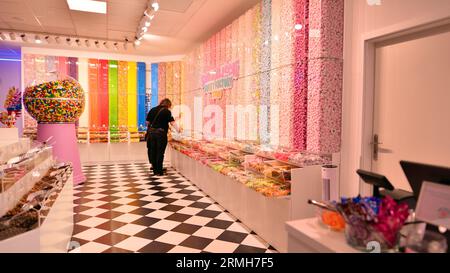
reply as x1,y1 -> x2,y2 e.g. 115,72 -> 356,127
146,98 -> 180,176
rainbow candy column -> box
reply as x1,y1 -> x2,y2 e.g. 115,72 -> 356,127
68,57 -> 78,80
307,0 -> 344,153
260,0 -> 272,144
158,63 -> 166,102
108,60 -> 119,142
292,0 -> 309,151
98,60 -> 109,132
58,56 -> 68,76
165,62 -> 174,103
270,0 -> 281,147
127,62 -> 138,132
278,0 -> 295,149
118,61 -> 128,133
78,58 -> 90,128
88,59 -> 99,138
137,62 -> 147,132
23,54 -> 37,129
45,56 -> 57,82
151,64 -> 159,108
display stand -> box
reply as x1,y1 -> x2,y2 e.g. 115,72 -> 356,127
170,147 -> 325,252
37,123 -> 85,185
0,173 -> 74,253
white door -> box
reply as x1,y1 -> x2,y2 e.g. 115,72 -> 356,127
372,26 -> 450,191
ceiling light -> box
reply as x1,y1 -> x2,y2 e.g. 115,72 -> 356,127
20,34 -> 28,42
113,42 -> 118,50
0,32 -> 6,40
294,24 -> 303,30
75,39 -> 81,46
142,27 -> 148,32
134,40 -> 141,46
35,35 -> 42,44
55,36 -> 61,44
66,38 -> 72,45
103,41 -> 109,49
95,41 -> 100,48
145,20 -> 151,27
151,1 -> 159,11
66,0 -> 107,14
9,33 -> 16,40
44,36 -> 51,43
85,40 -> 90,47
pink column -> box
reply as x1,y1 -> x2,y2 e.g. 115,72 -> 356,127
37,123 -> 86,185
307,0 -> 344,154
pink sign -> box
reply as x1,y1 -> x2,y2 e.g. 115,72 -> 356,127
201,61 -> 240,93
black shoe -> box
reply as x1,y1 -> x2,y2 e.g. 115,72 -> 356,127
154,172 -> 164,176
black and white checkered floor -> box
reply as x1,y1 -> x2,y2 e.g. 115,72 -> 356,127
70,163 -> 278,253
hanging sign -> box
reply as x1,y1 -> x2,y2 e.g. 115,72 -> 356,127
202,61 -> 240,98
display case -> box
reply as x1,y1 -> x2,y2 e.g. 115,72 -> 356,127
169,136 -> 338,252
0,140 -> 74,252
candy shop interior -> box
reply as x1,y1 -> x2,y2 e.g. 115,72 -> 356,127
0,0 -> 449,255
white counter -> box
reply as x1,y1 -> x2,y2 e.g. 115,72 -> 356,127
285,218 -> 361,253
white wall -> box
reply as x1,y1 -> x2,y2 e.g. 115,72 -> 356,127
0,59 -> 22,135
341,0 -> 450,196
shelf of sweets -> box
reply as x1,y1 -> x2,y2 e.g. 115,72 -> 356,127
170,139 -> 292,197
0,144 -> 53,194
0,138 -> 31,165
0,163 -> 72,242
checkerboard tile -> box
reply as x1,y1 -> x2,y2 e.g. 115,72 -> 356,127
70,163 -> 278,253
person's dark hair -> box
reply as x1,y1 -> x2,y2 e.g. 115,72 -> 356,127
159,98 -> 172,108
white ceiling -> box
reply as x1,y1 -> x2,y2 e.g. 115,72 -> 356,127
0,0 -> 260,57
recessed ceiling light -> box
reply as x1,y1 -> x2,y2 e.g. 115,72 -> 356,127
66,38 -> 71,45
103,41 -> 109,49
67,0 -> 107,14
35,35 -> 42,44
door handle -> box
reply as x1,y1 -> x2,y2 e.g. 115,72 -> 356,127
371,134 -> 393,161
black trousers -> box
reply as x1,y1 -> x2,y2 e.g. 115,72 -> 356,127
147,130 -> 168,174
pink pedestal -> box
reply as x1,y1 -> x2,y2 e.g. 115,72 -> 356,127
37,123 -> 86,185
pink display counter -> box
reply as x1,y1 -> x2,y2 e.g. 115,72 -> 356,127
37,123 -> 85,185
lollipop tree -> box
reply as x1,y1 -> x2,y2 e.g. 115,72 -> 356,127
23,75 -> 86,185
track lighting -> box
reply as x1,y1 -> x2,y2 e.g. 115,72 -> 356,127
151,1 -> 159,11
134,40 -> 141,46
85,39 -> 90,47
75,38 -> 81,46
9,33 -> 16,40
35,35 -> 42,44
103,41 -> 109,49
95,41 -> 100,48
0,32 -> 6,40
20,34 -> 28,42
113,42 -> 119,50
66,37 -> 72,45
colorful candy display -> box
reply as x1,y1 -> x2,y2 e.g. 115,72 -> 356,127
23,76 -> 85,123
4,86 -> 22,115
336,196 -> 410,251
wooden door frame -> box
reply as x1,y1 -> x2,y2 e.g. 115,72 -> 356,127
358,15 -> 450,196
